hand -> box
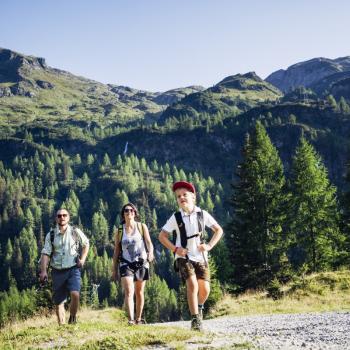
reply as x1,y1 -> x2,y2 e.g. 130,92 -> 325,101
112,268 -> 120,282
176,247 -> 188,257
39,271 -> 48,283
147,251 -> 154,262
76,257 -> 85,268
198,243 -> 211,252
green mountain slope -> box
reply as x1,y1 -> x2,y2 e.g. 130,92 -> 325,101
1,47 -> 350,191
0,48 -> 202,129
159,72 -> 282,123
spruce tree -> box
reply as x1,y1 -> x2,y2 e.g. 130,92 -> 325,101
205,259 -> 223,311
227,121 -> 287,289
19,227 -> 38,287
288,137 -> 346,272
144,275 -> 177,322
92,212 -> 109,251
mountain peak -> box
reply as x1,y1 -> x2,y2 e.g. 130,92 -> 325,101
0,48 -> 46,70
266,56 -> 350,93
241,71 -> 262,80
215,72 -> 263,89
0,48 -> 47,85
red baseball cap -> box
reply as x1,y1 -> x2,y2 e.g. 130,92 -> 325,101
172,181 -> 196,193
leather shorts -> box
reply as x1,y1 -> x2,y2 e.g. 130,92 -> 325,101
176,258 -> 210,282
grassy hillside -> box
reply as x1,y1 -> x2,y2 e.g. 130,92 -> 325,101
210,270 -> 350,318
0,48 -> 203,130
2,271 -> 350,349
0,308 -> 201,349
0,61 -> 151,127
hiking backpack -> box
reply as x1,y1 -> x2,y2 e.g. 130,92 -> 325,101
49,226 -> 82,258
172,209 -> 208,270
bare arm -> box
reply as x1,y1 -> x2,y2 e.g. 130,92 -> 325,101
198,223 -> 223,252
142,224 -> 154,262
79,243 -> 89,266
112,230 -> 121,280
158,230 -> 187,257
207,223 -> 223,249
39,254 -> 50,281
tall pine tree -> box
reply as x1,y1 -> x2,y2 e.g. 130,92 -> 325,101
287,137 -> 346,272
227,121 -> 287,289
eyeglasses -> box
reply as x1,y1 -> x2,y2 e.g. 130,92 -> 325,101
57,214 -> 68,218
124,208 -> 134,213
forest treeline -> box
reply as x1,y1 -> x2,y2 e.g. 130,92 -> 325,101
1,120 -> 350,327
0,147 -> 225,326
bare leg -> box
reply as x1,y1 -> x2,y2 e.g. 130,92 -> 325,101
70,291 -> 80,317
135,280 -> 146,321
186,275 -> 199,315
197,279 -> 210,305
122,276 -> 135,321
56,303 -> 65,325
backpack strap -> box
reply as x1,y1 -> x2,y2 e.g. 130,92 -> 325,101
117,222 -> 149,259
197,209 -> 208,267
117,224 -> 123,259
173,210 -> 208,269
137,222 -> 149,253
117,224 -> 123,242
197,210 -> 205,243
50,229 -> 55,258
174,211 -> 204,248
71,226 -> 82,257
49,226 -> 82,259
175,211 -> 187,248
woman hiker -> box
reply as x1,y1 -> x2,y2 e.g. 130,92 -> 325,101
112,202 -> 154,325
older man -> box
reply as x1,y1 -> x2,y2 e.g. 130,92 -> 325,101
39,208 -> 89,325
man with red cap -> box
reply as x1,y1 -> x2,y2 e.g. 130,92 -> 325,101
159,181 -> 223,331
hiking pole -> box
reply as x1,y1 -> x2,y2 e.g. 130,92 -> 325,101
199,234 -> 208,268
202,251 -> 208,268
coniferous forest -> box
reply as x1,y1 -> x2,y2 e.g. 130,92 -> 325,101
1,48 -> 350,327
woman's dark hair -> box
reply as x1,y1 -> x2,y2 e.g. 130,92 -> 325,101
120,202 -> 140,224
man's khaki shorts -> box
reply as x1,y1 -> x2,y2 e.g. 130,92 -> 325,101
176,258 -> 210,282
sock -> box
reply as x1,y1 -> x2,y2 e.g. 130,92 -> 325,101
198,304 -> 204,310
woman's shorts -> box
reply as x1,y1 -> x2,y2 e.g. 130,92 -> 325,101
176,258 -> 210,282
119,263 -> 149,281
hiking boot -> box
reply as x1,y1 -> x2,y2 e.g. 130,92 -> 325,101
190,315 -> 203,331
135,318 -> 146,325
68,315 -> 77,324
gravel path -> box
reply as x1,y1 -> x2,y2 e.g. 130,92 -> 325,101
156,311 -> 350,349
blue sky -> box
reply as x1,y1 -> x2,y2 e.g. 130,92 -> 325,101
1,0 -> 349,91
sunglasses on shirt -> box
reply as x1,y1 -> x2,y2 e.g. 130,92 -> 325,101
57,214 -> 68,218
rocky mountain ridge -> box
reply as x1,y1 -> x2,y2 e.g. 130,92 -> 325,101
266,56 -> 350,93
